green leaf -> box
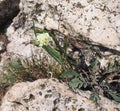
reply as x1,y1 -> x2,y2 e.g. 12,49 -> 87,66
7,74 -> 17,86
90,92 -> 100,103
107,90 -> 120,103
78,82 -> 84,89
49,32 -> 64,55
60,70 -> 79,78
69,77 -> 80,89
79,76 -> 86,82
11,59 -> 22,69
43,45 -> 63,66
83,82 -> 88,88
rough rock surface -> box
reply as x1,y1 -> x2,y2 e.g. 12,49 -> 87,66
0,78 -> 120,111
3,0 -> 119,69
6,0 -> 120,57
0,0 -> 120,110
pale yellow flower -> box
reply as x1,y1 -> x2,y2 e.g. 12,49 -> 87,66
36,32 -> 53,46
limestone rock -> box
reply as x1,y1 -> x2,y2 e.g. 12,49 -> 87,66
4,0 -> 119,68
6,0 -> 120,55
0,78 -> 120,111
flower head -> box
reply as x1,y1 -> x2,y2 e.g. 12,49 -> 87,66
35,32 -> 53,46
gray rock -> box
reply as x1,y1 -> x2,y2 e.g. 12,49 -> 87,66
5,0 -> 120,63
0,1 -> 120,110
0,78 -> 120,111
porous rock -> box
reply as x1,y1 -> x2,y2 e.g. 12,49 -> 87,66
6,0 -> 120,61
0,78 -> 120,111
1,0 -> 118,79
